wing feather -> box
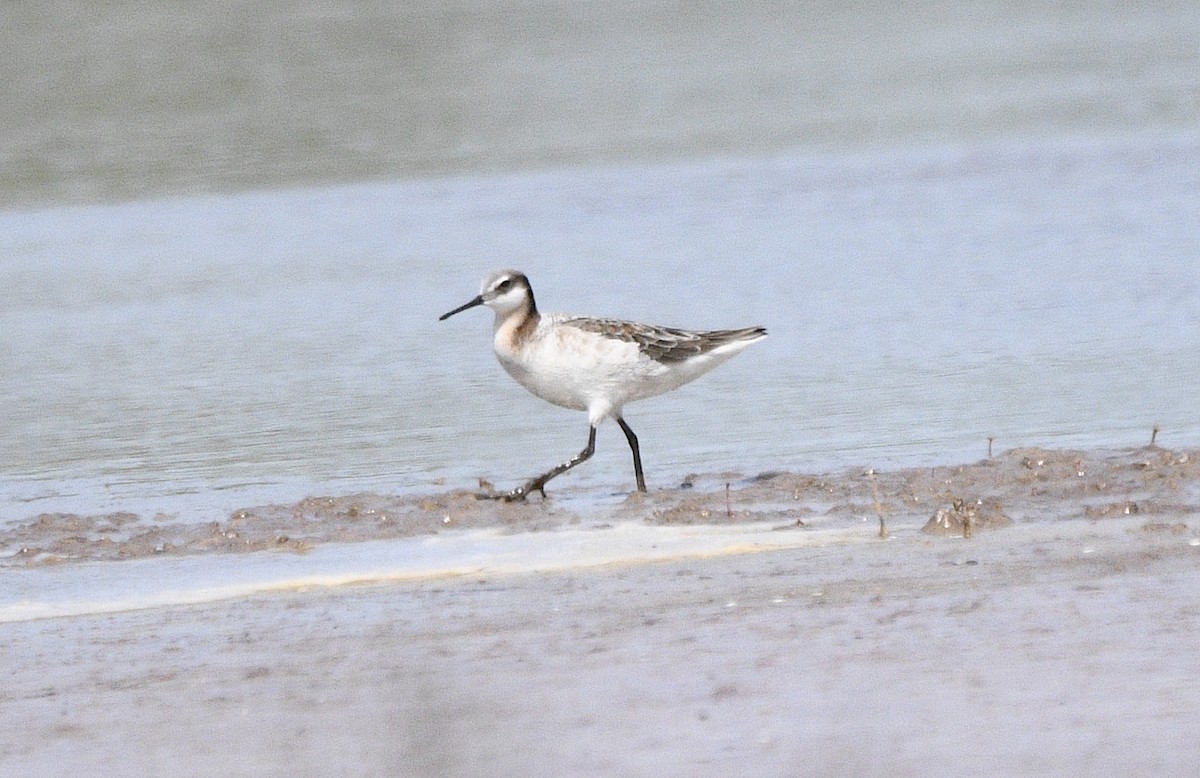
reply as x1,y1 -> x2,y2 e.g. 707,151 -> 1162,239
562,317 -> 766,364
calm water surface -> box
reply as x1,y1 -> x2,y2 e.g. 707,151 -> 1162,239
2,2 -> 1198,523
3,135 -> 1198,522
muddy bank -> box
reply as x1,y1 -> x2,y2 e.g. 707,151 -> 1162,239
3,446 -> 1196,568
4,496 -> 1200,776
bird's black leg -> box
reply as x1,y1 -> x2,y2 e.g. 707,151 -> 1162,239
617,417 -> 647,493
482,426 -> 597,502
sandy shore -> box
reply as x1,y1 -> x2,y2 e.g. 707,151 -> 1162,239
2,447 -> 1199,776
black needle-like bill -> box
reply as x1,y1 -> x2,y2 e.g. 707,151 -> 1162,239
439,295 -> 485,320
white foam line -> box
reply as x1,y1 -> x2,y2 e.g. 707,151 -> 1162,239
0,522 -> 864,623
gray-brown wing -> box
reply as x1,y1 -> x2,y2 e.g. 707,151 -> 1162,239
562,317 -> 766,364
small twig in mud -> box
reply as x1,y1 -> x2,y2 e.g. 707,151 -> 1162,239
1151,424 -> 1160,446
725,482 -> 732,520
867,469 -> 887,538
987,436 -> 994,459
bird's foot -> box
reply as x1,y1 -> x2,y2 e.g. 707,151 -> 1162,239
474,479 -> 547,502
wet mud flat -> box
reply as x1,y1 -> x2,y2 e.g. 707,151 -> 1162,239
4,445 -> 1196,568
3,450 -> 1200,776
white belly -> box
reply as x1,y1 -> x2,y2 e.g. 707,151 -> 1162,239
493,320 -> 742,423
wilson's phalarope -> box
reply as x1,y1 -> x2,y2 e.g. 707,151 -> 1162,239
440,269 -> 766,500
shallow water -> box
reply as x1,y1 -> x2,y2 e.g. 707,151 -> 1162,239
3,135 -> 1199,523
2,1 -> 1199,525
5,0 -> 1197,207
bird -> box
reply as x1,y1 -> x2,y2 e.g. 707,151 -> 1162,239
439,269 -> 767,501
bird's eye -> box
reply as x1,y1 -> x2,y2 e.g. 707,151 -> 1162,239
496,278 -> 513,292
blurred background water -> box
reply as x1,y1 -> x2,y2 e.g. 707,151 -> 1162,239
2,1 -> 1198,522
